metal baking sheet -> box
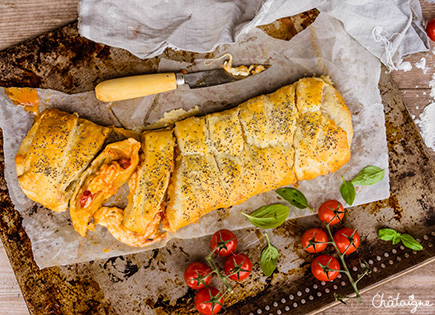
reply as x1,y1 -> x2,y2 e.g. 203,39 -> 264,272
0,14 -> 434,314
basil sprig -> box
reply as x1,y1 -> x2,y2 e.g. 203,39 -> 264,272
340,165 -> 385,205
241,204 -> 289,229
275,188 -> 313,212
340,176 -> 356,206
351,166 -> 385,186
260,233 -> 279,277
378,228 -> 423,251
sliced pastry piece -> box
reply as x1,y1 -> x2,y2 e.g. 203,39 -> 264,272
15,108 -> 111,212
163,152 -> 202,232
206,107 -> 244,156
174,116 -> 209,155
70,138 -> 140,237
263,83 -> 299,146
238,95 -> 271,148
245,144 -> 297,191
215,152 -> 266,206
94,207 -> 165,247
123,130 -> 174,237
183,154 -> 230,214
293,78 -> 352,181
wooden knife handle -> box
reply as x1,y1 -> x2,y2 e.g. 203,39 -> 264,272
95,73 -> 177,102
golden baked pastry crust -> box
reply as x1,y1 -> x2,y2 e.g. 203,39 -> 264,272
15,109 -> 111,212
123,130 -> 174,237
16,77 -> 352,246
164,77 -> 352,233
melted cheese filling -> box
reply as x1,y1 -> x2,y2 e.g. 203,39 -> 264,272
83,160 -> 127,206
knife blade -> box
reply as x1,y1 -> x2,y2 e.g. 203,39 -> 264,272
95,66 -> 269,102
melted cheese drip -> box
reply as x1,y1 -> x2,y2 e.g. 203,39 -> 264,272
222,54 -> 266,77
205,53 -> 266,77
4,87 -> 39,114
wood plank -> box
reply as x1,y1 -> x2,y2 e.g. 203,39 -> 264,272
0,243 -> 28,315
319,262 -> 435,315
0,0 -> 79,50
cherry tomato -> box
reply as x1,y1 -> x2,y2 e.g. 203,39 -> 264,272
318,200 -> 345,225
210,229 -> 238,257
224,253 -> 252,281
334,228 -> 360,255
184,262 -> 213,290
311,255 -> 340,282
426,18 -> 435,41
79,190 -> 94,208
301,228 -> 329,253
194,287 -> 223,315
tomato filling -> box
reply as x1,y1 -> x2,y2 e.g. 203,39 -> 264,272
79,158 -> 131,209
79,190 -> 95,208
118,158 -> 131,169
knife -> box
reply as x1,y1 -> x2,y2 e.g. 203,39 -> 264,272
95,66 -> 269,102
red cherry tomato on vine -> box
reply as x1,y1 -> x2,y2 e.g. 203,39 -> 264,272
318,200 -> 345,225
301,228 -> 329,253
194,287 -> 223,315
334,228 -> 360,255
184,262 -> 213,290
210,229 -> 238,257
224,253 -> 252,281
311,255 -> 340,282
426,18 -> 435,41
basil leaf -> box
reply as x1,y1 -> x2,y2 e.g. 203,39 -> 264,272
392,234 -> 401,245
261,234 -> 279,277
351,166 -> 385,186
242,204 -> 289,229
275,188 -> 313,212
378,228 -> 399,241
340,177 -> 355,205
400,234 -> 423,251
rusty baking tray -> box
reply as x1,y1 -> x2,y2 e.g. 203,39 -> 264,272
0,12 -> 434,315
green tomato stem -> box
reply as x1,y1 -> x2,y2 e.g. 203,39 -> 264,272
205,251 -> 233,293
325,223 -> 363,303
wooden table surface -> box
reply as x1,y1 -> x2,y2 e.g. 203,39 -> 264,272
0,1 -> 434,314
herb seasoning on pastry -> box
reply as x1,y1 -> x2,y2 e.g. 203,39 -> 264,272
15,108 -> 111,212
164,77 -> 352,233
69,138 -> 140,237
122,129 -> 174,240
15,77 -> 352,248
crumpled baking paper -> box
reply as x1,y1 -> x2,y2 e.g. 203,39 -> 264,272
79,0 -> 429,70
0,13 -> 389,268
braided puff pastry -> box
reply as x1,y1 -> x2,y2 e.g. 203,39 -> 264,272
15,109 -> 111,212
163,77 -> 352,232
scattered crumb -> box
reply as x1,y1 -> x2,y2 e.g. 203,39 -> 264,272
397,60 -> 412,72
429,73 -> 435,98
415,57 -> 430,74
413,103 -> 435,150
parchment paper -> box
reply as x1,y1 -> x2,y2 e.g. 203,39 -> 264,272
0,14 -> 389,268
79,0 -> 429,70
